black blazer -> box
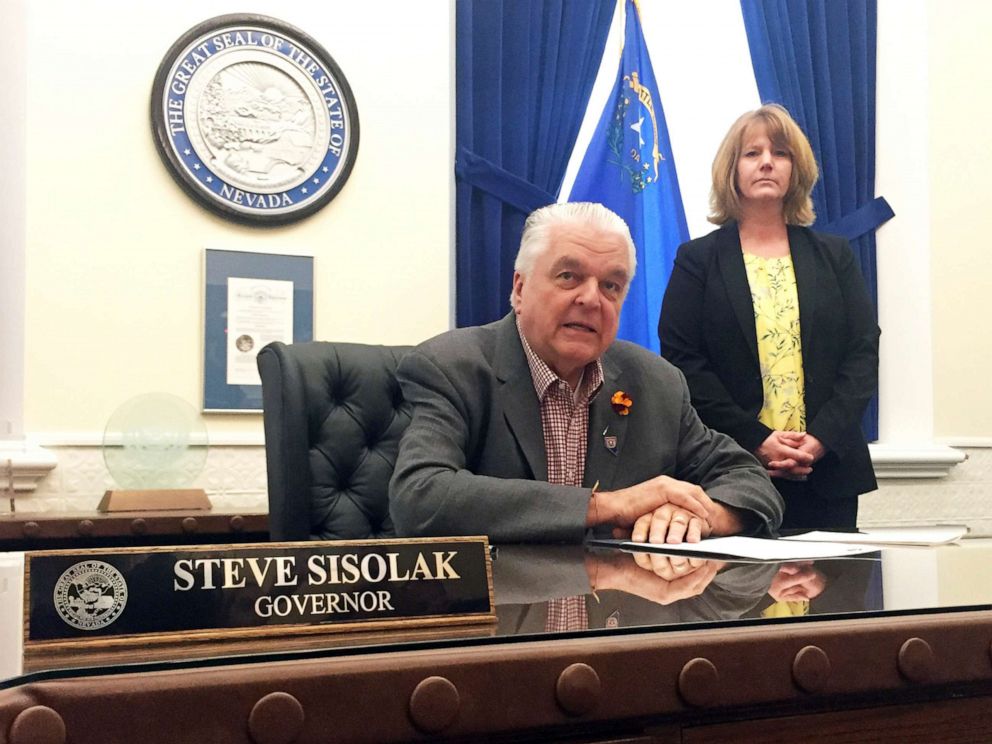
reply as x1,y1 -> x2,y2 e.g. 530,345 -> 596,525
658,223 -> 879,499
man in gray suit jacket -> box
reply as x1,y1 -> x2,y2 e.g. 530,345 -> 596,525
390,203 -> 783,544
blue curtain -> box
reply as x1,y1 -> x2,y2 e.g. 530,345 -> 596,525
740,0 -> 890,440
455,0 -> 615,328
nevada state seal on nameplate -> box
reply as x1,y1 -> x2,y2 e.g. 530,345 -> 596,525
150,14 -> 359,225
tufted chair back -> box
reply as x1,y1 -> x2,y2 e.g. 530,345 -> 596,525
257,341 -> 412,541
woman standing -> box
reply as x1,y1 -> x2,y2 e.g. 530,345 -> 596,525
658,105 -> 879,531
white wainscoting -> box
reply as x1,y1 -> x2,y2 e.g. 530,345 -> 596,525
5,443 -> 267,514
859,447 -> 992,537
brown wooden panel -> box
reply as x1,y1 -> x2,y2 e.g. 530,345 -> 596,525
4,611 -> 992,743
683,695 -> 992,744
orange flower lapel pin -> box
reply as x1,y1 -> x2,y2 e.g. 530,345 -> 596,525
610,390 -> 632,416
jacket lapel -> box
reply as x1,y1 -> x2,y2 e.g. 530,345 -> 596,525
716,224 -> 760,364
788,226 -> 818,362
585,352 -> 627,490
495,314 -> 548,481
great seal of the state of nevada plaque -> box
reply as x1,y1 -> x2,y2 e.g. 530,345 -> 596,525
151,14 -> 359,225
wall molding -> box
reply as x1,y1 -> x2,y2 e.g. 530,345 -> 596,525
30,431 -> 266,448
27,433 -> 968,479
0,441 -> 58,492
939,437 -> 992,449
868,442 -> 967,479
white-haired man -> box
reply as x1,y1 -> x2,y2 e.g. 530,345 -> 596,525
390,202 -> 783,543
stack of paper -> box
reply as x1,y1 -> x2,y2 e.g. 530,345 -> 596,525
783,526 -> 967,546
589,525 -> 967,561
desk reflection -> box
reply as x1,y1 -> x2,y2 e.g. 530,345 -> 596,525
493,545 -> 880,634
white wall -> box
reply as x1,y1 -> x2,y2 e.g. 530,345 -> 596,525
928,0 -> 992,443
18,0 -> 452,441
0,0 -> 27,441
876,0 -> 935,446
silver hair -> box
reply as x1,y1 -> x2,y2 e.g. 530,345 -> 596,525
510,202 -> 637,307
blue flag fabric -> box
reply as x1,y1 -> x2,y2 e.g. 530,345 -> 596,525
568,0 -> 689,354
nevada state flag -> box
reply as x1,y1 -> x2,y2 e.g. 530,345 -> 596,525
567,0 -> 689,354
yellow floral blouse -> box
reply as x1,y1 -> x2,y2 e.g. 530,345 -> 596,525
742,253 -> 806,432
762,600 -> 809,618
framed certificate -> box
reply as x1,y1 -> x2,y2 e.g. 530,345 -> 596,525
203,249 -> 314,412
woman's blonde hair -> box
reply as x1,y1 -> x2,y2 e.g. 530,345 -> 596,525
708,104 -> 819,226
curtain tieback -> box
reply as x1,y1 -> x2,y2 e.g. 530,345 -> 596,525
818,196 -> 895,242
455,146 -> 556,214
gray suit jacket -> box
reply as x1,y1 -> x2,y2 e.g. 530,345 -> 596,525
389,313 -> 783,543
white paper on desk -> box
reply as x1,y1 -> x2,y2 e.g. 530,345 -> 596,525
783,525 -> 968,546
591,536 -> 880,561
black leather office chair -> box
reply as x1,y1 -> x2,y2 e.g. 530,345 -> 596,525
257,341 -> 412,541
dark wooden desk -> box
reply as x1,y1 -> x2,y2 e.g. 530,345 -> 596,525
2,542 -> 991,743
0,508 -> 268,550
